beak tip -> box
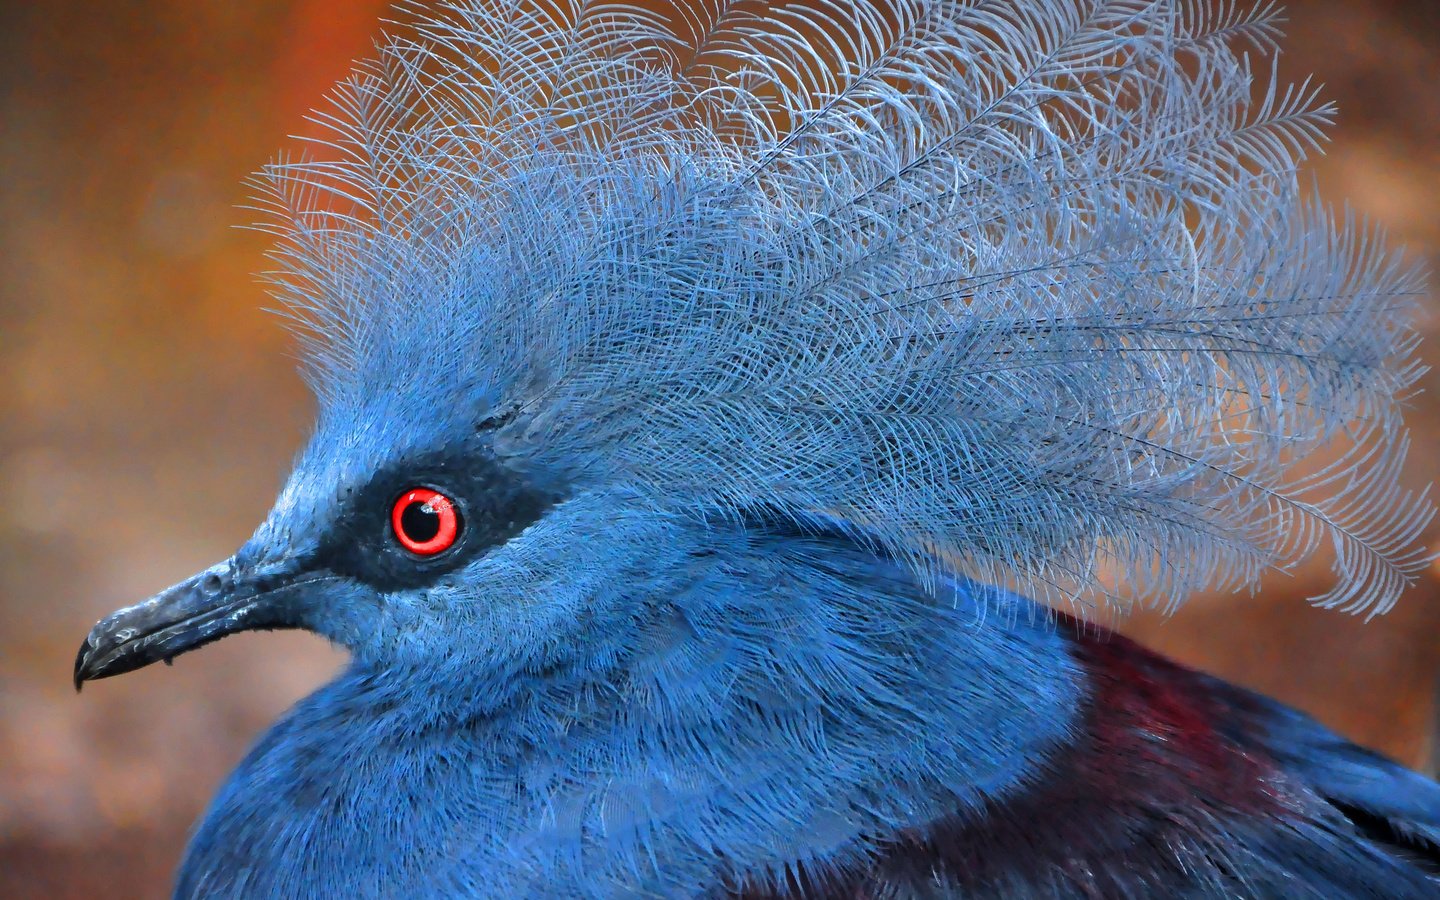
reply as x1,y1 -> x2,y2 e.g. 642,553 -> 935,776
73,640 -> 91,692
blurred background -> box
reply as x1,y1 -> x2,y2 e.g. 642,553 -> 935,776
1,1 -> 1437,896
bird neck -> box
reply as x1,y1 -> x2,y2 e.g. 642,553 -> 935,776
188,526 -> 1087,894
388,535 -> 1084,883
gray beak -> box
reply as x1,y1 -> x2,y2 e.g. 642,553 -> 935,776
74,558 -> 302,689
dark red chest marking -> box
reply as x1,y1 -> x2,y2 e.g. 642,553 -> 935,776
1064,616 -> 1280,809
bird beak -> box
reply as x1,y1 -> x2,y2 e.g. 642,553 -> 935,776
74,558 -> 305,689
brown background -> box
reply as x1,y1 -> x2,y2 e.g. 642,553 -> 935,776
1,2 -> 1437,896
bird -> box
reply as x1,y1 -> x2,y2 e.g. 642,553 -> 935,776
72,0 -> 1440,896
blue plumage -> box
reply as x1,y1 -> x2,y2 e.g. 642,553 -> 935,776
178,535 -> 1081,895
73,1 -> 1439,896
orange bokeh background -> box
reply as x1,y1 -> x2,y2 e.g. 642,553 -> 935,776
1,2 -> 1438,896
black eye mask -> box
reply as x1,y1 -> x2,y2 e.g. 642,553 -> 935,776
314,447 -> 562,592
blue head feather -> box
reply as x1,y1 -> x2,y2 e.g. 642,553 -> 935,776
253,0 -> 1430,617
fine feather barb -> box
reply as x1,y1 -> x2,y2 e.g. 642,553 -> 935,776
253,0 -> 1432,615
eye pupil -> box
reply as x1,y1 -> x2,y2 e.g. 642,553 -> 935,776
391,488 -> 461,555
400,501 -> 441,543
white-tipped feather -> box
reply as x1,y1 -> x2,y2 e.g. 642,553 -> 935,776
249,0 -> 1431,615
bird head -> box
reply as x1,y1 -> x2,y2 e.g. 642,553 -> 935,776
72,143 -> 767,689
74,387 -> 568,682
76,1 -> 1431,694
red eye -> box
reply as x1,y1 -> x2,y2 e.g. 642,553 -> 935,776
391,488 -> 461,556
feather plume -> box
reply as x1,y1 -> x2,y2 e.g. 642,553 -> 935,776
248,0 -> 1432,615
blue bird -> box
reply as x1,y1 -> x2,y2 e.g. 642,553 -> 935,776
75,1 -> 1440,896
